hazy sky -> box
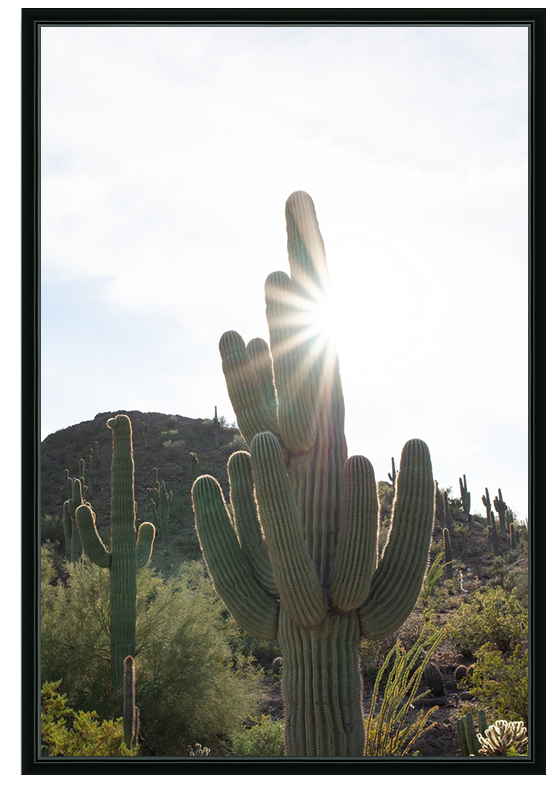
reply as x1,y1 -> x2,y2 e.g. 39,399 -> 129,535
40,23 -> 529,520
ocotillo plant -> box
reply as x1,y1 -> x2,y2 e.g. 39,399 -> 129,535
75,415 -> 156,691
493,488 -> 508,534
482,487 -> 491,526
213,406 -> 220,448
388,456 -> 397,488
442,527 -> 453,581
459,474 -> 471,523
192,191 -> 435,757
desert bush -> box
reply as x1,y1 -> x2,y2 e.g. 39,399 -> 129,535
365,626 -> 447,756
449,586 -> 527,656
229,714 -> 284,756
41,680 -> 136,756
462,643 -> 528,726
41,513 -> 64,545
41,548 -> 260,755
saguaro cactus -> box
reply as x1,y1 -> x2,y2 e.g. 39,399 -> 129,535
493,488 -> 508,534
213,406 -> 220,448
63,478 -> 84,562
442,527 -> 453,581
192,191 -> 435,757
388,456 -> 397,488
482,488 -> 492,526
459,474 -> 471,523
123,655 -> 139,750
75,415 -> 156,691
442,489 -> 452,533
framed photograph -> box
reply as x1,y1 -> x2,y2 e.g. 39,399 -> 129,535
22,7 -> 545,776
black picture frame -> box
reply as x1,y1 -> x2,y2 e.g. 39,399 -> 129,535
22,6 -> 546,776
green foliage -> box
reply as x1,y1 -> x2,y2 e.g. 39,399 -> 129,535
365,626 -> 447,756
41,548 -> 260,755
229,714 -> 285,756
41,680 -> 136,756
41,513 -> 64,545
449,586 -> 527,656
463,643 -> 528,725
419,551 -> 446,605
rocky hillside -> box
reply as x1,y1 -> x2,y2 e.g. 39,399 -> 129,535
41,409 -> 246,571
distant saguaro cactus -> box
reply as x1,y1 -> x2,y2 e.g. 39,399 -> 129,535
76,415 -> 155,691
442,527 -> 453,581
482,488 -> 492,526
488,510 -> 499,555
213,406 -> 220,448
459,474 -> 471,523
493,488 -> 508,534
192,191 -> 435,757
388,456 -> 397,488
63,477 -> 84,562
442,489 -> 452,533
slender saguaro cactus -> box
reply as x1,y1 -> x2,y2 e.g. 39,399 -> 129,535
493,488 -> 508,534
442,527 -> 453,581
75,415 -> 156,691
488,510 -> 499,555
388,456 -> 397,488
459,474 -> 471,523
213,406 -> 220,448
482,488 -> 491,526
192,191 -> 435,757
63,478 -> 84,562
123,655 -> 139,750
442,489 -> 452,533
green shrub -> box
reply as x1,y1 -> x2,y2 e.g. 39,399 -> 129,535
449,586 -> 527,656
41,680 -> 136,756
41,548 -> 260,755
229,714 -> 284,756
365,625 -> 447,756
463,643 -> 528,726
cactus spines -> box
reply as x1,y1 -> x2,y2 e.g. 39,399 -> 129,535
482,487 -> 491,525
477,720 -> 527,756
457,710 -> 488,756
192,191 -> 435,757
424,662 -> 445,697
454,664 -> 467,683
493,488 -> 508,534
388,456 -> 397,488
459,474 -> 471,522
75,415 -> 156,690
123,655 -> 139,750
213,406 -> 220,448
442,527 -> 453,581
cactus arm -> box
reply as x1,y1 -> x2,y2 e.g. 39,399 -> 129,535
264,270 -> 319,455
246,337 -> 278,424
330,455 -> 379,611
219,330 -> 280,446
136,522 -> 156,568
227,450 -> 277,597
75,504 -> 111,568
251,432 -> 328,628
192,474 -> 279,640
358,439 -> 434,640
